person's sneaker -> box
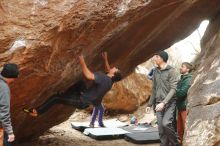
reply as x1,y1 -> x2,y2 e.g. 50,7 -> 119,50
99,123 -> 106,127
23,108 -> 38,117
89,123 -> 94,128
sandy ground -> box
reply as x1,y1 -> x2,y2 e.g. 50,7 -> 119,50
20,105 -> 160,146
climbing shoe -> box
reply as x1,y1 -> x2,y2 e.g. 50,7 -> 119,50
99,123 -> 106,127
89,123 -> 94,128
23,108 -> 38,117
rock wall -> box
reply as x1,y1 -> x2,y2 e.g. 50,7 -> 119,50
0,0 -> 220,142
184,14 -> 220,146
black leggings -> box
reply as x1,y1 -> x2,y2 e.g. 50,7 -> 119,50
36,81 -> 89,115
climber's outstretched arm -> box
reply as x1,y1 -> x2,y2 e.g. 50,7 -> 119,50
101,52 -> 111,72
79,55 -> 95,81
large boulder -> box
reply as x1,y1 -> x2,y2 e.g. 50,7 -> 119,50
104,72 -> 152,112
184,14 -> 220,146
0,0 -> 219,142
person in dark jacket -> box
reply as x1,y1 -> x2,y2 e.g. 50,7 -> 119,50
146,51 -> 180,146
0,63 -> 19,146
147,68 -> 155,80
176,62 -> 193,144
23,52 -> 122,127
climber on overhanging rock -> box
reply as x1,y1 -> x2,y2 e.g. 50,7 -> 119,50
23,52 -> 122,127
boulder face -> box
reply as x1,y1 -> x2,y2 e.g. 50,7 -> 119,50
103,72 -> 152,112
184,15 -> 220,146
0,0 -> 220,142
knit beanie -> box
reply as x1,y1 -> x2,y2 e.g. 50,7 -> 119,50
1,63 -> 19,78
156,51 -> 168,62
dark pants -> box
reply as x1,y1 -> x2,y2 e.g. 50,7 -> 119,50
36,94 -> 89,114
90,104 -> 104,125
36,81 -> 89,115
155,101 -> 180,146
3,132 -> 16,146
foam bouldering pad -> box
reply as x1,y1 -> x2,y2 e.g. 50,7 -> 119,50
122,123 -> 160,144
83,127 -> 130,140
124,131 -> 160,144
71,119 -> 128,132
121,123 -> 158,133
